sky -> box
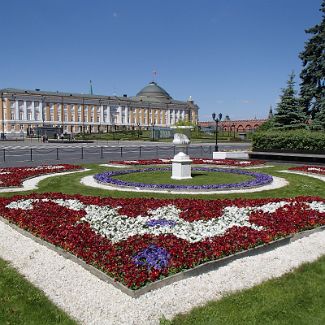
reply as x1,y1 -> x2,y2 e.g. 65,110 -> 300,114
0,0 -> 323,121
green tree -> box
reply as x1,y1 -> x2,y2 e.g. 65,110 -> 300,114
299,0 -> 325,118
274,72 -> 307,129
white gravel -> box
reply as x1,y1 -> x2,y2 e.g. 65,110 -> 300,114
0,219 -> 324,325
280,170 -> 325,182
0,169 -> 90,193
80,175 -> 288,195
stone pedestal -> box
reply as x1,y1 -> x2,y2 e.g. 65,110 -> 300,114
171,152 -> 192,180
213,151 -> 249,160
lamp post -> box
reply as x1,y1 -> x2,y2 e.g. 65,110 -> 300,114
137,122 -> 141,138
1,92 -> 5,140
232,123 -> 236,139
212,112 -> 222,152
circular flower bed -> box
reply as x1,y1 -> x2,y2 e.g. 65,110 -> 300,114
288,165 -> 325,175
109,158 -> 265,167
94,167 -> 273,191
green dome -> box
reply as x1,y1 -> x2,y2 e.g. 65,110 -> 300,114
136,82 -> 172,99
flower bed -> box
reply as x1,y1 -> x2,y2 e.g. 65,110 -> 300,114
288,165 -> 325,175
109,158 -> 265,167
0,164 -> 83,187
94,167 -> 273,190
0,193 -> 324,289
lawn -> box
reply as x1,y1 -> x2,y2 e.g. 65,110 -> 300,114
111,169 -> 254,185
162,255 -> 325,325
0,258 -> 76,325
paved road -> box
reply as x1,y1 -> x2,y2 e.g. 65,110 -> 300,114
0,140 -> 251,167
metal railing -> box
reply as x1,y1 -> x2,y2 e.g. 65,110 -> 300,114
0,145 -> 214,165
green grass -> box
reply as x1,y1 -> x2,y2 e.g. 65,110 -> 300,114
0,258 -> 77,325
0,162 -> 324,324
162,255 -> 325,325
1,163 -> 322,200
113,170 -> 253,185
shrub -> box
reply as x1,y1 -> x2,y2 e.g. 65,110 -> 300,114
252,130 -> 325,153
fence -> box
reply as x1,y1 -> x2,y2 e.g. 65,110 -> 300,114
0,145 -> 214,165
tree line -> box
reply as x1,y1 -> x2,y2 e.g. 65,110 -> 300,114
264,0 -> 325,131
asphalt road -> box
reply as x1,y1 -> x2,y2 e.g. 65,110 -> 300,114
0,140 -> 251,167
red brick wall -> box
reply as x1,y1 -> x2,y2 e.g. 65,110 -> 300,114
198,119 -> 267,132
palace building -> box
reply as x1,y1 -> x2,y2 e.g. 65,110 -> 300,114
0,82 -> 199,135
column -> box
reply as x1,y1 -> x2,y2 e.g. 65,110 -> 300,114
172,109 -> 176,125
101,105 -> 104,124
23,101 -> 27,121
15,100 -> 19,121
125,106 -> 129,125
39,100 -> 43,123
31,101 -> 35,121
107,106 -> 111,124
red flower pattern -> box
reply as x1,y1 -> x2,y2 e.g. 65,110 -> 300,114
288,165 -> 325,175
0,193 -> 323,289
109,159 -> 265,167
0,164 -> 82,187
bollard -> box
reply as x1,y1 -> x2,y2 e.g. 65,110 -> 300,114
139,146 -> 142,158
56,148 -> 59,160
100,147 -> 103,159
3,148 -> 5,162
81,147 -> 84,159
30,148 -> 33,161
201,145 -> 203,156
156,146 -> 159,158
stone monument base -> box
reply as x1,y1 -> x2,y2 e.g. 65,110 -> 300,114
171,152 -> 192,180
213,151 -> 249,160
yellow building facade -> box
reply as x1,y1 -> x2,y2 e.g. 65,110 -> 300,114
0,82 -> 199,135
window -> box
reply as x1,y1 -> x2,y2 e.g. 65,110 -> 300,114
10,110 -> 15,120
27,111 -> 32,121
35,112 -> 39,120
19,112 -> 24,120
11,124 -> 15,131
34,101 -> 39,108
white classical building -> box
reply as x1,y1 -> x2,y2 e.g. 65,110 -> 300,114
0,82 -> 199,135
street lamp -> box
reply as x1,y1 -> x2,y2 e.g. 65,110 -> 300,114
137,122 -> 141,138
232,123 -> 236,139
1,92 -> 5,140
212,113 -> 222,152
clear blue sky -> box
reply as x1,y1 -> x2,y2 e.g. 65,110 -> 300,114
0,0 -> 322,121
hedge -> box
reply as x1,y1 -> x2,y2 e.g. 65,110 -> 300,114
252,130 -> 325,154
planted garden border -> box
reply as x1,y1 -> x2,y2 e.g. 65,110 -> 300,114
0,194 -> 324,297
94,167 -> 273,191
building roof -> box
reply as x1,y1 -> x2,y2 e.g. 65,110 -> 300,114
136,82 -> 172,100
1,83 -> 199,110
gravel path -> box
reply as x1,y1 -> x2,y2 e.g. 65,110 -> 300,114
80,174 -> 288,195
0,220 -> 324,325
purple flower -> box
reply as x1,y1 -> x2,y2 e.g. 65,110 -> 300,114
94,167 -> 273,191
133,245 -> 170,270
146,219 -> 177,227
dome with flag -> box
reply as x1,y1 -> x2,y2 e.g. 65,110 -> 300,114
136,82 -> 172,100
